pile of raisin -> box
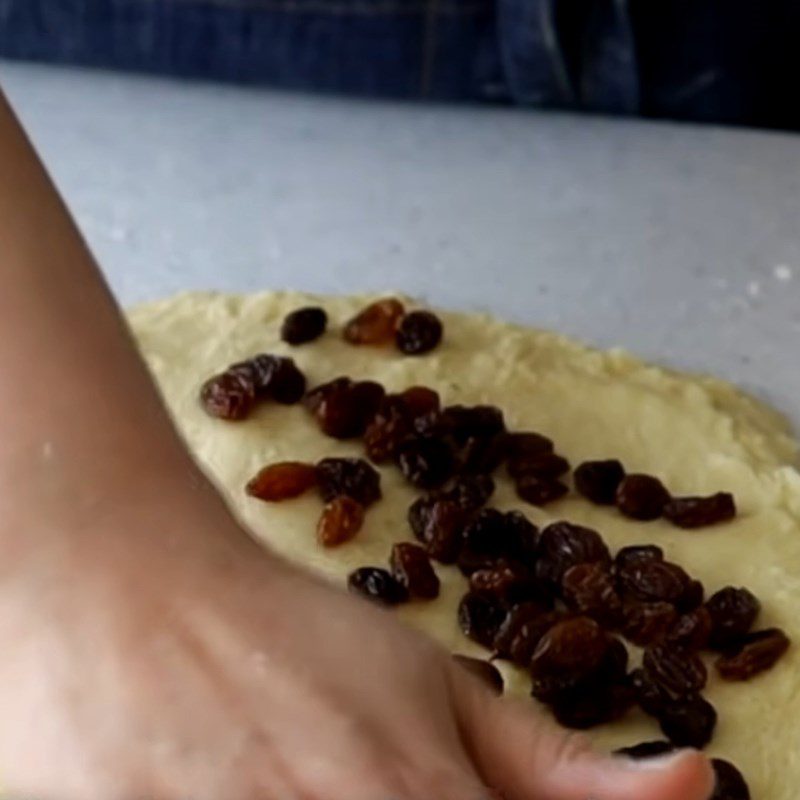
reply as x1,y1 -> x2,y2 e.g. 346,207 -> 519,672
504,433 -> 570,507
348,544 -> 440,606
304,377 -> 386,439
200,354 -> 307,419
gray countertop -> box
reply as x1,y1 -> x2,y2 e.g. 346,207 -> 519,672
4,62 -> 800,428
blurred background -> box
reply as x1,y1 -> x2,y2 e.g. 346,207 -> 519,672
2,0 -> 800,421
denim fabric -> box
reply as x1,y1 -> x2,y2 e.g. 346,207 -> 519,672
0,0 -> 797,127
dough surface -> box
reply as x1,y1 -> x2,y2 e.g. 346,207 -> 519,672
129,291 -> 800,797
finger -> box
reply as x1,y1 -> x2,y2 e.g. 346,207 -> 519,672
454,671 -> 715,800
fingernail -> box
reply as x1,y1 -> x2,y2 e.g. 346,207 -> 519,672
624,749 -> 693,770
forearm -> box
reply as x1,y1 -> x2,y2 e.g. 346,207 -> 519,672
0,90 -> 217,562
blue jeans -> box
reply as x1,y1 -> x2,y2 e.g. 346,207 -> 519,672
0,0 -> 797,129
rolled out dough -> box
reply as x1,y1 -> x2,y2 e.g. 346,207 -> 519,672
129,291 -> 800,798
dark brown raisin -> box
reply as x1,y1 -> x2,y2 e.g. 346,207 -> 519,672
312,379 -> 384,439
434,405 -> 506,443
303,376 -> 352,414
458,592 -> 508,649
711,759 -> 751,800
706,587 -> 761,649
493,605 -> 561,665
347,567 -> 408,606
615,741 -> 675,759
390,543 -> 440,600
715,628 -> 790,681
664,492 -> 736,528
396,310 -> 444,355
658,694 -> 717,748
246,461 -> 318,502
398,385 -> 441,418
280,306 -> 327,344
462,509 -> 509,559
622,602 -> 679,646
266,357 -> 307,404
630,667 -> 671,716
602,638 -> 631,682
200,371 -> 256,420
574,459 -> 626,504
364,404 -> 412,463
343,298 -> 405,345
316,458 -> 382,506
452,655 -> 504,695
459,434 -> 508,474
667,607 -> 713,651
422,500 -> 467,563
435,474 -> 495,512
615,544 -> 664,569
470,561 -> 536,604
504,431 -> 554,459
456,548 -> 500,577
551,682 -> 634,729
317,496 -> 365,547
562,562 -> 622,626
408,496 -> 435,542
503,511 -> 540,565
516,476 -> 569,506
530,617 -> 610,681
507,452 -> 571,481
678,579 -> 705,612
643,644 -> 708,696
397,437 -> 456,490
536,522 -> 611,588
617,560 -> 691,604
616,474 -> 671,520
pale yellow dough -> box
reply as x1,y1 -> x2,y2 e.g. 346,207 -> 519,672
129,291 -> 800,798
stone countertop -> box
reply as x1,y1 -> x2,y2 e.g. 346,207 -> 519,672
4,61 -> 800,428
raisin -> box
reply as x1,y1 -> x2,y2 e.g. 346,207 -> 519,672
452,655 -> 505,695
530,617 -> 610,681
536,522 -> 611,588
390,543 -> 440,600
706,587 -> 761,649
435,475 -> 495,512
364,405 -> 412,463
312,379 -> 384,439
551,683 -> 634,729
317,496 -> 365,547
508,452 -> 570,481
616,474 -> 671,520
459,434 -> 508,474
343,298 -> 406,345
503,511 -> 540,565
493,605 -> 561,665
622,602 -> 678,646
397,437 -> 456,490
303,376 -> 352,414
615,741 -> 675,759
617,560 -> 691,604
667,607 -> 713,651
504,431 -> 554,459
347,567 -> 408,606
658,694 -> 717,748
422,500 -> 467,563
396,310 -> 444,355
458,592 -> 508,649
470,561 -> 536,604
398,385 -> 441,418
408,496 -> 435,542
462,509 -> 509,559
516,476 -> 569,506
562,562 -> 622,626
315,458 -> 382,507
200,371 -> 256,420
246,461 -> 318,502
615,544 -> 664,569
435,405 -> 506,444
280,306 -> 327,344
456,548 -> 500,577
678,579 -> 705,612
711,759 -> 751,800
715,628 -> 790,681
574,459 -> 626,505
630,667 -> 671,716
664,492 -> 736,528
602,638 -> 631,682
643,644 -> 708,696
266,357 -> 307,404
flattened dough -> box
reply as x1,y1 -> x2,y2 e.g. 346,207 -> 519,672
129,291 -> 800,798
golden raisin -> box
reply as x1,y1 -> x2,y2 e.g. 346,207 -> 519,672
317,496 -> 365,547
246,461 -> 317,501
343,298 -> 406,345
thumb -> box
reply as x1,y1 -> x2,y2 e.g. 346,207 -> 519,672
454,671 -> 715,800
